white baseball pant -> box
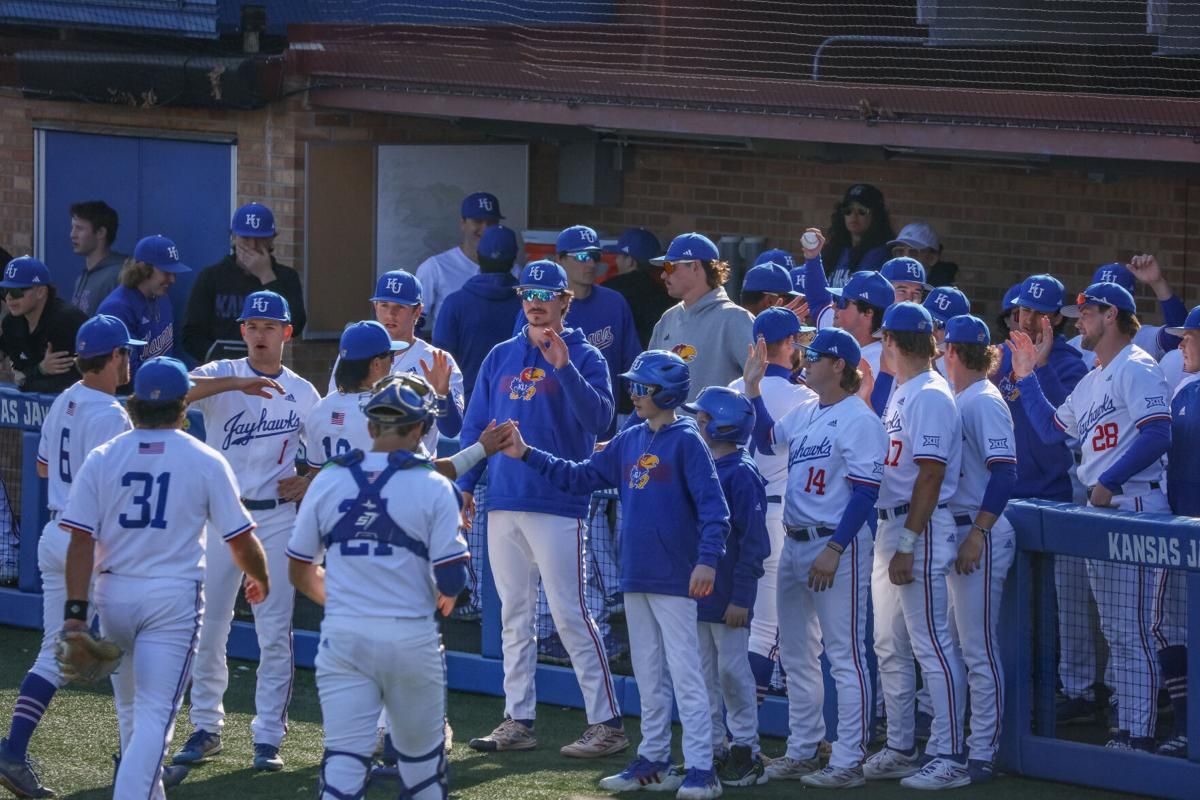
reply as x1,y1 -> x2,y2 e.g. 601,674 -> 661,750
873,507 -> 967,757
31,522 -> 73,687
317,616 -> 446,800
189,504 -> 296,746
777,528 -> 872,768
946,515 -> 1016,762
97,575 -> 201,800
697,621 -> 759,754
625,592 -> 713,769
487,510 -> 620,724
747,504 -> 785,665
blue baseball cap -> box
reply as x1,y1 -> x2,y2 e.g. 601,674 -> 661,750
880,257 -> 932,291
880,301 -> 935,334
789,267 -> 807,293
754,248 -> 796,270
1061,281 -> 1137,318
371,270 -> 423,305
76,314 -> 146,357
805,328 -> 861,368
923,286 -> 971,324
461,192 -> 503,220
1001,282 -> 1023,311
829,270 -> 895,310
133,235 -> 190,273
1165,305 -> 1200,337
0,256 -> 51,289
517,259 -> 569,291
238,290 -> 291,322
478,225 -> 519,264
753,307 -> 813,343
742,263 -> 799,297
651,232 -> 720,265
944,314 -> 991,345
1016,274 -> 1066,313
231,202 -> 276,238
557,225 -> 601,254
1092,262 -> 1135,293
134,356 -> 194,401
603,228 -> 661,263
339,320 -> 408,361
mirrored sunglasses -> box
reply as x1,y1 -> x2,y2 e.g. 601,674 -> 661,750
627,381 -> 660,398
518,289 -> 559,303
801,347 -> 826,363
568,251 -> 601,263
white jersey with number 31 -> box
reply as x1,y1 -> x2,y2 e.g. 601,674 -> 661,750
877,370 -> 962,509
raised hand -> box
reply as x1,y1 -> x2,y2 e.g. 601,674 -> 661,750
235,240 -> 274,282
856,357 -> 875,404
1008,330 -> 1039,379
1031,316 -> 1054,367
1128,254 -> 1162,285
801,227 -> 826,260
784,296 -> 811,327
742,337 -> 769,396
420,349 -> 453,396
537,328 -> 569,369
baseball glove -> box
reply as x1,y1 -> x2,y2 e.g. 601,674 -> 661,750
55,630 -> 123,684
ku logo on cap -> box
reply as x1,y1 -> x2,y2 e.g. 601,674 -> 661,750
1028,283 -> 1044,299
935,294 -> 952,311
385,277 -> 403,293
478,197 -> 494,211
252,296 -> 270,313
529,265 -> 544,281
1100,270 -> 1116,282
244,213 -> 261,229
907,265 -> 921,277
580,229 -> 597,243
167,245 -> 179,260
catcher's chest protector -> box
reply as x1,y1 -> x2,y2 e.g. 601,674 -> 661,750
320,454 -> 433,560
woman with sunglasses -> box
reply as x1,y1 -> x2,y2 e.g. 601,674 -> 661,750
822,184 -> 896,289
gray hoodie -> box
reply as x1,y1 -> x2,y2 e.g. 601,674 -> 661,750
649,287 -> 754,401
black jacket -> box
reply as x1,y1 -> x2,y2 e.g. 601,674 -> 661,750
182,254 -> 307,364
603,268 -> 674,349
1,294 -> 87,393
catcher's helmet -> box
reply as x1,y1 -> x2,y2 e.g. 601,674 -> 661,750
620,350 -> 690,410
364,373 -> 438,426
682,386 -> 755,446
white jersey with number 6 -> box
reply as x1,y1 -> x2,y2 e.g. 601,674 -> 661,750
37,383 -> 131,513
1051,343 -> 1171,488
189,358 -> 319,500
950,380 -> 1016,517
303,390 -> 372,468
60,428 -> 255,581
878,370 -> 962,509
775,396 -> 886,528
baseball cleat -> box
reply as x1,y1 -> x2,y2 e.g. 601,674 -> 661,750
171,729 -> 222,765
0,739 -> 55,798
800,764 -> 867,789
862,746 -> 921,780
675,767 -> 723,799
764,754 -> 821,780
1157,735 -> 1188,757
716,745 -> 767,787
162,765 -> 189,789
560,723 -> 629,758
967,758 -> 995,784
252,743 -> 284,771
598,757 -> 678,792
899,756 -> 970,790
468,719 -> 537,752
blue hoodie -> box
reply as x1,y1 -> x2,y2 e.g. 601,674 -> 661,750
457,326 -> 614,518
697,450 -> 770,624
992,335 -> 1088,500
525,415 -> 730,597
96,285 -> 176,378
435,272 -> 521,404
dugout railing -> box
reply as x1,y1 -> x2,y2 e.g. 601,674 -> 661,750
1,382 -> 1198,797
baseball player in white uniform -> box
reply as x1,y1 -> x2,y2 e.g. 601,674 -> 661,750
744,328 -> 883,788
415,191 -> 504,335
828,271 -> 894,380
1068,258 -> 1187,366
327,270 -> 464,458
58,356 -> 270,800
728,307 -> 815,701
176,291 -> 320,772
288,375 -> 469,800
866,301 -> 968,790
941,315 -> 1018,784
1010,281 -> 1172,751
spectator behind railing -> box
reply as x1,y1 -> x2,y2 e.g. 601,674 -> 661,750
821,184 -> 895,289
68,200 -> 126,318
0,256 -> 87,394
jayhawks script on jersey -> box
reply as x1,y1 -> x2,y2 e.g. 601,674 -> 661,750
1051,344 -> 1171,487
877,370 -> 962,508
776,396 -> 886,527
950,380 -> 1016,517
60,429 -> 255,581
303,390 -> 372,468
190,358 -> 319,500
36,383 -> 131,512
287,451 -> 468,619
730,368 -> 815,497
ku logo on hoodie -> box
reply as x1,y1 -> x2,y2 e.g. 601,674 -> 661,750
509,367 -> 546,400
629,453 -> 661,490
671,343 -> 698,363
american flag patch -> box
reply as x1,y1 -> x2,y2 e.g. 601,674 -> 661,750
138,441 -> 165,455
66,401 -> 76,416
331,411 -> 345,426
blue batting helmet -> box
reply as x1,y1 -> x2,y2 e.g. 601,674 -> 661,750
683,386 -> 754,446
363,373 -> 438,426
620,350 -> 690,410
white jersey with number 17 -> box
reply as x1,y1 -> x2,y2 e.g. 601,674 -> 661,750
877,370 -> 962,509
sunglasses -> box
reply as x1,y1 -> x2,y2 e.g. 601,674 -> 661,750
661,259 -> 701,276
518,289 -> 560,303
627,381 -> 660,398
842,205 -> 871,217
2,288 -> 26,300
891,245 -> 935,258
1075,293 -> 1114,309
567,251 -> 601,263
801,347 -> 826,363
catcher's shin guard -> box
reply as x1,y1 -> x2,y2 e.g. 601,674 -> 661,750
396,740 -> 448,800
318,750 -> 373,800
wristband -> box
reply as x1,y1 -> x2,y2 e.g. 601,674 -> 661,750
447,442 -> 487,477
826,541 -> 845,554
972,523 -> 991,537
520,446 -> 532,462
64,600 -> 88,622
897,530 -> 918,554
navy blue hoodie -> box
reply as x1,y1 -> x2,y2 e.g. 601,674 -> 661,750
435,272 -> 522,405
457,326 -> 613,519
697,450 -> 770,624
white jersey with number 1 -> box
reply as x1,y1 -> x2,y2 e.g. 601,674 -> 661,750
37,382 -> 131,512
878,370 -> 962,508
303,390 -> 373,468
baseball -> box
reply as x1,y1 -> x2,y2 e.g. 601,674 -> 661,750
801,231 -> 820,250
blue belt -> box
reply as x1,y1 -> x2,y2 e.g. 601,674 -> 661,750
242,498 -> 292,511
878,502 -> 948,522
786,525 -> 836,542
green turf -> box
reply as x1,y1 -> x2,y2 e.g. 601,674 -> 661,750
0,625 -> 1137,798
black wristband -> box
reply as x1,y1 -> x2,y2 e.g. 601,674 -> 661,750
520,446 -> 532,462
64,600 -> 88,622
826,541 -> 845,554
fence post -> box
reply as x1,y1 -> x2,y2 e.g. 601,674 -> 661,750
1188,573 -> 1200,762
